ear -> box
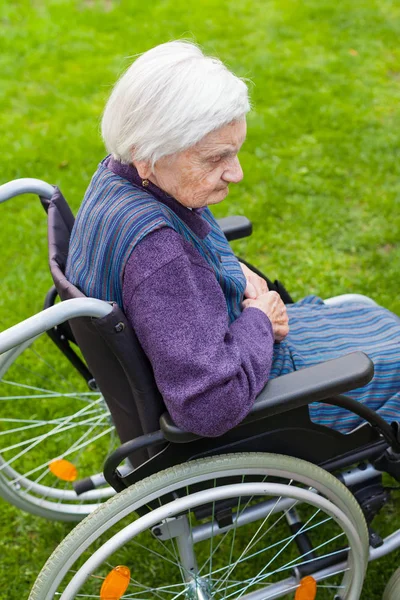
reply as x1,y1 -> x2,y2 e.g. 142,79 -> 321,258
131,152 -> 152,180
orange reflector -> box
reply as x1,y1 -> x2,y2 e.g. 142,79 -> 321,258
295,576 -> 317,600
48,459 -> 78,482
100,566 -> 130,600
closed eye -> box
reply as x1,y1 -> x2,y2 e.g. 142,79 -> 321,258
209,151 -> 236,164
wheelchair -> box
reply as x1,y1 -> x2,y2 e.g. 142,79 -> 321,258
1,179 -> 400,599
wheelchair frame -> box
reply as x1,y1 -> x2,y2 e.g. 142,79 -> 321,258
1,178 -> 400,599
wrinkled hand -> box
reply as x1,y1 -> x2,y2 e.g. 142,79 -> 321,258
240,262 -> 269,299
243,291 -> 289,342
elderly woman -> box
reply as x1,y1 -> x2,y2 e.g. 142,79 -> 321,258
66,41 -> 400,437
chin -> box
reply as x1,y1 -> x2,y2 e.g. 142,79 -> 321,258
208,188 -> 229,205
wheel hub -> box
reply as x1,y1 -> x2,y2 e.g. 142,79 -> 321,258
186,577 -> 213,600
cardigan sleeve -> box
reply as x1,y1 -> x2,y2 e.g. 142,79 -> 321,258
122,227 -> 275,437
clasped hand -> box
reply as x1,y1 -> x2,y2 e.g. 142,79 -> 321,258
240,262 -> 289,342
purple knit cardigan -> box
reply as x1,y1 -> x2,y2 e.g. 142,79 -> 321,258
107,160 -> 276,436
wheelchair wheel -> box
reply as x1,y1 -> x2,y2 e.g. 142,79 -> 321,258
383,567 -> 400,599
0,332 -> 116,521
30,453 -> 369,600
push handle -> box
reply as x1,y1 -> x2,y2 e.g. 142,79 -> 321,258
0,178 -> 54,203
0,298 -> 113,355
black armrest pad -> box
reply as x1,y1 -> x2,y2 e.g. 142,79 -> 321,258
217,216 -> 252,241
160,351 -> 374,442
247,351 -> 373,420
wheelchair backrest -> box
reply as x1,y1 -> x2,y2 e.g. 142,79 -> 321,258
40,187 -> 166,466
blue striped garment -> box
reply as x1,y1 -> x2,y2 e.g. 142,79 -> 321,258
66,159 -> 246,324
271,295 -> 400,432
67,158 -> 400,434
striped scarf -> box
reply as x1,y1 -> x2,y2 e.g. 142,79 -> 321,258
66,159 -> 246,323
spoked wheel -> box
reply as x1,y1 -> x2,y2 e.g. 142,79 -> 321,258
30,453 -> 369,599
0,331 -> 117,521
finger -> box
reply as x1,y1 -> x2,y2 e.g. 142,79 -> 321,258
252,274 -> 270,297
246,276 -> 262,298
275,324 -> 289,341
267,290 -> 280,299
259,278 -> 269,294
280,326 -> 289,339
244,280 -> 257,300
275,333 -> 287,343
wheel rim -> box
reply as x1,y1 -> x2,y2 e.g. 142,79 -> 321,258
0,333 -> 116,519
37,463 -> 367,599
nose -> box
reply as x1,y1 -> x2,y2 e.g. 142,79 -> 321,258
222,156 -> 243,184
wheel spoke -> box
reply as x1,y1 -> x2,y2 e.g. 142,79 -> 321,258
232,508 -> 322,599
208,514 -> 332,581
0,411 -> 108,461
9,425 -> 114,484
102,561 -> 175,600
0,334 -> 115,518
214,481 -> 295,592
29,456 -> 367,597
129,538 -> 192,573
198,475 -> 259,578
21,414 -> 107,496
0,378 -> 97,403
208,479 -> 217,583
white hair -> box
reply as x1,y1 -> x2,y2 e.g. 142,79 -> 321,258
101,41 -> 250,166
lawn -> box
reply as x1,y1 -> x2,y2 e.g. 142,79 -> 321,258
0,0 -> 400,597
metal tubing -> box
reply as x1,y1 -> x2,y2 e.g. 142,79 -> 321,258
328,396 -> 400,452
189,465 -> 380,545
321,440 -> 388,473
369,529 -> 400,560
324,294 -> 378,307
240,559 -> 351,599
103,430 -> 166,491
0,298 -> 113,355
296,548 -> 348,578
175,516 -> 199,579
338,464 -> 382,487
192,497 -> 297,543
73,464 -> 133,496
0,178 -> 54,202
238,576 -> 299,600
45,325 -> 94,384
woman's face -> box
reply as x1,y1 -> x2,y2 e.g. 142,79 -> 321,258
144,119 -> 246,209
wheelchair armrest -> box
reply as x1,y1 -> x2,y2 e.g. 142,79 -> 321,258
159,351 -> 374,443
216,216 -> 252,241
247,351 -> 373,420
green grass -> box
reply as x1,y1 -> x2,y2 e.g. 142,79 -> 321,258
1,0 -> 400,597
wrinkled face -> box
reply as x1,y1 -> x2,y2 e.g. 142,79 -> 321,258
144,119 -> 246,208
